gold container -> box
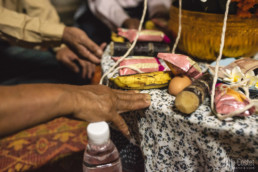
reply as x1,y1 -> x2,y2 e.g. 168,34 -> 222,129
168,6 -> 258,61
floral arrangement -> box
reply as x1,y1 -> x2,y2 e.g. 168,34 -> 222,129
209,58 -> 258,90
223,66 -> 258,89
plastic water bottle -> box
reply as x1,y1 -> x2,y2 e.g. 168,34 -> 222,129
83,121 -> 122,172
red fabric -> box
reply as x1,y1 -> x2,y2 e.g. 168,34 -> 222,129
0,117 -> 88,172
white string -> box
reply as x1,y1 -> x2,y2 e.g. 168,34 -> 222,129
107,66 -> 144,80
172,0 -> 182,54
216,102 -> 256,120
99,0 -> 148,85
98,0 -> 256,119
209,0 -> 257,119
215,80 -> 258,120
210,0 -> 231,111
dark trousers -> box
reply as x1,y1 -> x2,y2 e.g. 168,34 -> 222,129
0,42 -> 89,85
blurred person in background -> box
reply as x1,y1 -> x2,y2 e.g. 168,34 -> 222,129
0,0 -> 105,85
75,0 -> 173,45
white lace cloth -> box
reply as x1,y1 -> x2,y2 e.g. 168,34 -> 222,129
101,45 -> 258,172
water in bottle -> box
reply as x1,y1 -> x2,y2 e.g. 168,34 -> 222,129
83,121 -> 122,172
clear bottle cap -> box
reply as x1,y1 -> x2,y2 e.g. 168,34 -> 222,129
87,121 -> 110,145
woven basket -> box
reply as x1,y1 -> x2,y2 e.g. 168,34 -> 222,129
168,5 -> 258,61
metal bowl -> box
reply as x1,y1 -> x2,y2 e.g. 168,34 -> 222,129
168,5 -> 258,61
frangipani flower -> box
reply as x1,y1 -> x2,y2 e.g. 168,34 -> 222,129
245,70 -> 258,89
223,66 -> 245,83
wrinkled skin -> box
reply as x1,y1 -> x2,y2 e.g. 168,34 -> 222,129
0,84 -> 151,138
62,27 -> 104,64
56,46 -> 96,79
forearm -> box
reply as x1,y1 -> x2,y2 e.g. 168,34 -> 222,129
0,84 -> 73,137
24,0 -> 61,23
0,6 -> 64,47
88,0 -> 129,29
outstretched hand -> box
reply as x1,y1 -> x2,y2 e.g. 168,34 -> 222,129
0,84 -> 151,138
69,85 -> 151,138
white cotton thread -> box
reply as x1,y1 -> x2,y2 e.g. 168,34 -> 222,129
215,80 -> 258,120
99,0 -> 148,85
107,65 -> 144,79
216,102 -> 256,120
172,0 -> 182,54
210,0 -> 257,119
211,0 -> 231,111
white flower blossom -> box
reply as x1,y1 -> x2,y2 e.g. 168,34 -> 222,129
245,70 -> 258,89
223,66 -> 245,83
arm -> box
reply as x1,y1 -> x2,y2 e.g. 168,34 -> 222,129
23,0 -> 61,23
0,5 -> 64,47
0,5 -> 103,64
0,84 -> 151,138
88,0 -> 130,30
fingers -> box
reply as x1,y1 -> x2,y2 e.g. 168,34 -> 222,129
62,27 -> 103,64
100,42 -> 107,50
77,45 -> 101,64
65,60 -> 80,73
151,18 -> 168,28
88,63 -> 96,79
81,35 -> 103,58
111,113 -> 130,138
56,48 -> 80,73
112,89 -> 139,94
78,60 -> 96,79
115,93 -> 151,113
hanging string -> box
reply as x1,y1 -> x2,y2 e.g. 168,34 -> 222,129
99,0 -> 148,85
210,0 -> 258,119
210,0 -> 231,111
172,0 -> 182,54
107,65 -> 144,80
216,84 -> 258,120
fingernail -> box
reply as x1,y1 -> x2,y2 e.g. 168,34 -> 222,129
134,90 -> 140,93
145,94 -> 151,102
97,49 -> 103,56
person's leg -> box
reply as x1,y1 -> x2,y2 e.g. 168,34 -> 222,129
0,43 -> 89,85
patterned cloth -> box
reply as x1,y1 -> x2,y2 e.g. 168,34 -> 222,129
102,45 -> 258,171
0,117 -> 88,172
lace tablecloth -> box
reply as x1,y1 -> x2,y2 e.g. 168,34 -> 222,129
101,45 -> 258,172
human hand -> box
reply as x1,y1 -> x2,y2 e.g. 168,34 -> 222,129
150,5 -> 170,34
122,18 -> 140,29
151,18 -> 170,35
62,27 -> 103,64
56,46 -> 96,79
151,4 -> 170,20
68,85 -> 151,138
0,84 -> 150,137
